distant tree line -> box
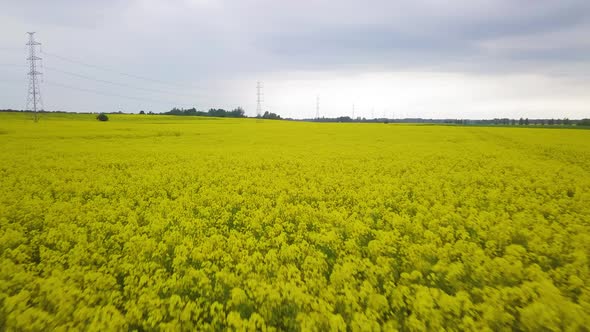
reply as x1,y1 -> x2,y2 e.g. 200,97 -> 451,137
464,117 -> 576,126
1,109 -> 588,126
161,107 -> 282,119
163,107 -> 246,118
305,116 -> 590,126
312,116 -> 354,123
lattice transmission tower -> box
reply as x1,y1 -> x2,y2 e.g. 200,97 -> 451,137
256,81 -> 263,117
316,95 -> 320,119
26,32 -> 43,121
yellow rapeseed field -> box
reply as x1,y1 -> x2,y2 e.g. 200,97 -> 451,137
1,112 -> 589,331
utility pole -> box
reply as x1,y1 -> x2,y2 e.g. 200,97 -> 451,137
256,81 -> 263,118
316,95 -> 320,119
26,32 -> 43,122
352,103 -> 355,119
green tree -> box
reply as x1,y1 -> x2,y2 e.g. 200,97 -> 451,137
262,111 -> 281,120
229,107 -> 246,118
96,113 -> 109,121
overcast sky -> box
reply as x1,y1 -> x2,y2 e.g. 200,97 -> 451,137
1,0 -> 589,119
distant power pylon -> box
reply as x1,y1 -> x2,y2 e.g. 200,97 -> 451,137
26,32 -> 43,121
316,95 -> 320,119
352,103 -> 355,119
256,81 -> 263,117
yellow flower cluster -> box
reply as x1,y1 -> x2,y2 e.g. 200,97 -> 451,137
0,113 -> 589,331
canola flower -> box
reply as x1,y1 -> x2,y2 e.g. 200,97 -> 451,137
0,112 -> 589,331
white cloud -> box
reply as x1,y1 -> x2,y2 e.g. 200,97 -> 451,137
250,71 -> 590,119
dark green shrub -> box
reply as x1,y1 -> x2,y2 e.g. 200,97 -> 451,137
96,113 -> 109,121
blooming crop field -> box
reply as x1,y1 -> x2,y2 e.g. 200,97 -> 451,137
0,112 -> 589,331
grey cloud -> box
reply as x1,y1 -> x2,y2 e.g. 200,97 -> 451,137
5,0 -> 589,75
244,0 -> 590,73
1,0 -> 589,117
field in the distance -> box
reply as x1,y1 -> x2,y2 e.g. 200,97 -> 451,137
1,113 -> 589,331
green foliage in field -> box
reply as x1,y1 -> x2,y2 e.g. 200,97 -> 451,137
96,113 -> 109,122
0,113 -> 589,331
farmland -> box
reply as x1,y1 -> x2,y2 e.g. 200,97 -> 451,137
0,112 -> 589,331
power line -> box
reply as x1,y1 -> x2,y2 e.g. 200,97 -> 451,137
44,80 -> 196,107
3,77 -> 200,110
0,47 -> 25,53
41,50 -> 197,89
42,65 -> 203,99
8,41 -> 244,112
